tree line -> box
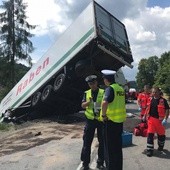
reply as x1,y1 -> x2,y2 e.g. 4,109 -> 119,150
136,51 -> 170,98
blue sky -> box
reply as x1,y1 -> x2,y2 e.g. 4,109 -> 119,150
147,0 -> 170,8
0,0 -> 170,81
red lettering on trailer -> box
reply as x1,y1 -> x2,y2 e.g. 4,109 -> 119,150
29,72 -> 34,83
36,66 -> 42,75
16,57 -> 49,96
17,84 -> 22,95
22,79 -> 28,90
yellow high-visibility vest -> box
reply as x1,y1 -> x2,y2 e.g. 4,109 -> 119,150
85,88 -> 104,120
102,84 -> 126,123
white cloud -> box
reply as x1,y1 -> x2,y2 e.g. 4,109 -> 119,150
27,1 -> 170,80
166,32 -> 170,41
23,0 -> 71,36
1,0 -> 170,81
67,0 -> 74,5
123,5 -> 170,70
136,31 -> 156,41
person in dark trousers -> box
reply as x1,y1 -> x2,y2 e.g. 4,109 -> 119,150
143,87 -> 169,157
80,75 -> 105,170
100,70 -> 126,170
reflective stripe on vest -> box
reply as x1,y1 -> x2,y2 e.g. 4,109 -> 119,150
85,88 -> 104,120
106,84 -> 126,123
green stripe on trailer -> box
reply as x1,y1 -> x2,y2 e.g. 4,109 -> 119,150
11,27 -> 95,109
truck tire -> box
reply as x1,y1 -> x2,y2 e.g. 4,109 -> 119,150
75,60 -> 88,77
53,74 -> 66,92
75,60 -> 94,77
31,92 -> 41,107
41,85 -> 53,102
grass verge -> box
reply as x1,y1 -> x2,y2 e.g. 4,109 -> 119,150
0,123 -> 13,131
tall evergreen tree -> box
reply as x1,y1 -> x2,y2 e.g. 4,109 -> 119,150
0,0 -> 36,87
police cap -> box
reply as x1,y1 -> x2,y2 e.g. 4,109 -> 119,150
101,69 -> 116,78
85,75 -> 97,83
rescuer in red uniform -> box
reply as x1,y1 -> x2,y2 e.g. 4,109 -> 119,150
137,85 -> 151,120
143,87 -> 169,157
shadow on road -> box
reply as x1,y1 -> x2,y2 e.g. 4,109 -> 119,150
154,149 -> 170,159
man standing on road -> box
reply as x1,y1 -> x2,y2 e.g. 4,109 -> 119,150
100,70 -> 126,170
143,87 -> 169,157
80,75 -> 105,170
137,85 -> 151,120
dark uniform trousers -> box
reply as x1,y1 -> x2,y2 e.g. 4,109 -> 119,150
147,133 -> 166,151
104,120 -> 123,170
81,119 -> 104,166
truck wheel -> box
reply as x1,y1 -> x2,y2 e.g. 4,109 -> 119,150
31,92 -> 41,107
41,85 -> 53,102
75,60 -> 88,77
75,60 -> 94,77
53,74 -> 66,92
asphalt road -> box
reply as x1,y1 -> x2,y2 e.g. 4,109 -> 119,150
0,101 -> 170,170
84,101 -> 170,170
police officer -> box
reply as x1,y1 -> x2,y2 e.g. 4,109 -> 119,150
100,70 -> 126,170
143,87 -> 169,157
80,75 -> 105,170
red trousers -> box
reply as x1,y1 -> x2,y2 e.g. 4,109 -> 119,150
147,116 -> 165,135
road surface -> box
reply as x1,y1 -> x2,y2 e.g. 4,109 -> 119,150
0,101 -> 170,170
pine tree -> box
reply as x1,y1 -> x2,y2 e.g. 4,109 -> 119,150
0,0 -> 36,87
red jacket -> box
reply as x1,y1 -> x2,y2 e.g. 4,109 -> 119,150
138,92 -> 150,109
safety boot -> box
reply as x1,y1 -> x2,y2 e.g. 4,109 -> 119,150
81,162 -> 89,170
96,163 -> 105,169
158,146 -> 163,151
146,150 -> 153,157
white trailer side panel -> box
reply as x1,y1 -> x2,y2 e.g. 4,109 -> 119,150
0,2 -> 96,115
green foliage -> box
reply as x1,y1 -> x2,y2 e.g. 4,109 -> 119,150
0,57 -> 29,101
0,0 -> 36,87
0,87 -> 11,101
155,52 -> 170,97
136,56 -> 159,89
0,57 -> 29,84
136,51 -> 170,98
0,57 -> 10,86
14,63 -> 30,83
0,122 -> 12,131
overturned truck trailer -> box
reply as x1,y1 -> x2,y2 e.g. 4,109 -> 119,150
0,1 -> 133,117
